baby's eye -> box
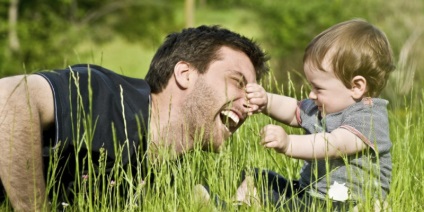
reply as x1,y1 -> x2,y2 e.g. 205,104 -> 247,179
308,86 -> 321,94
309,84 -> 322,91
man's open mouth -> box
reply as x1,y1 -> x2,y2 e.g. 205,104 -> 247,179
220,110 -> 240,133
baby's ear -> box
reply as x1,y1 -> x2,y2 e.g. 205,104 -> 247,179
351,75 -> 367,100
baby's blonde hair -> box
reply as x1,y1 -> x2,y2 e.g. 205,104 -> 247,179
303,19 -> 395,97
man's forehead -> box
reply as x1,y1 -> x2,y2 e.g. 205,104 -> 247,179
213,46 -> 257,80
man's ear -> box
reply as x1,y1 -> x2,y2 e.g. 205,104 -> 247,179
351,75 -> 367,100
174,61 -> 194,89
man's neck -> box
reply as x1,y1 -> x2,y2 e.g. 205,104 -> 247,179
148,93 -> 191,161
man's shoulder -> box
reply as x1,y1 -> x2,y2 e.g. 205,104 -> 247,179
38,64 -> 150,90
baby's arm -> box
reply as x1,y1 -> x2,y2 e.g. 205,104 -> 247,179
245,83 -> 299,126
261,125 -> 368,159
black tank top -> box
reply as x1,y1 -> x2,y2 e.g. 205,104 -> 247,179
37,64 -> 150,176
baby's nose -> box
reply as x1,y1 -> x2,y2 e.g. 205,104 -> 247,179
309,91 -> 317,100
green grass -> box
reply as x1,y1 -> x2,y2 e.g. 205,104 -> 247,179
3,75 -> 422,211
387,91 -> 424,211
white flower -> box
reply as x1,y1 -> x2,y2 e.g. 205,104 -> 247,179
328,181 -> 349,202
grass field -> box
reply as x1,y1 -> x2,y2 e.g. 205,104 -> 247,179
2,2 -> 424,211
26,79 -> 422,212
2,73 -> 421,211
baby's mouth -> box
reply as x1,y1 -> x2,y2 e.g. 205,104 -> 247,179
220,110 -> 240,133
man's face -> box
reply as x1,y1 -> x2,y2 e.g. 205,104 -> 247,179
184,46 -> 256,151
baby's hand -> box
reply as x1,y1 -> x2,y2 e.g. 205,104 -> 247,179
260,124 -> 289,154
245,83 -> 267,115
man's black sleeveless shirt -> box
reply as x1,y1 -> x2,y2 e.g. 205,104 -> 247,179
37,64 -> 150,178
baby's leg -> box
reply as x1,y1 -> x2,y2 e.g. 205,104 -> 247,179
237,168 -> 301,208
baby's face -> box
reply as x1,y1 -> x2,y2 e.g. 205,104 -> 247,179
303,57 -> 357,116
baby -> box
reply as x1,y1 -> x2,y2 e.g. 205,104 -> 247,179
243,19 -> 395,210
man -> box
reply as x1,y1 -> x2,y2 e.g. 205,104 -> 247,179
0,25 -> 269,211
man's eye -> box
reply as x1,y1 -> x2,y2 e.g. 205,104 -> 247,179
234,78 -> 245,88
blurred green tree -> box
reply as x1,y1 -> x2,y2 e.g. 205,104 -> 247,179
2,0 -> 423,103
207,0 -> 389,91
0,0 -> 179,76
207,0 -> 424,103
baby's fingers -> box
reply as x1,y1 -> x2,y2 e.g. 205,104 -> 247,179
261,133 -> 277,145
260,125 -> 278,145
260,125 -> 287,151
246,84 -> 265,96
245,83 -> 262,93
246,104 -> 259,115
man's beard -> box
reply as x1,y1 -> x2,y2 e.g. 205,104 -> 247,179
182,78 -> 221,151
151,78 -> 222,160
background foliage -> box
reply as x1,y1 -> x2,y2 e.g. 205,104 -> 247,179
0,0 -> 178,75
1,0 -> 423,105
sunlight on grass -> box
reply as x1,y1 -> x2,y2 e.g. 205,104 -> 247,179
5,73 -> 417,211
0,68 -> 422,211
73,37 -> 156,78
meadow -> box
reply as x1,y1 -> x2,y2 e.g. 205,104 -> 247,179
48,79 -> 424,212
2,74 -> 422,212
1,1 -> 424,211
46,36 -> 424,211
65,7 -> 424,211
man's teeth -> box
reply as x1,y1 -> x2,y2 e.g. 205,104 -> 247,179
221,110 -> 240,127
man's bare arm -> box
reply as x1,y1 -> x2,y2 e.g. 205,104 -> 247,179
0,75 -> 54,211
